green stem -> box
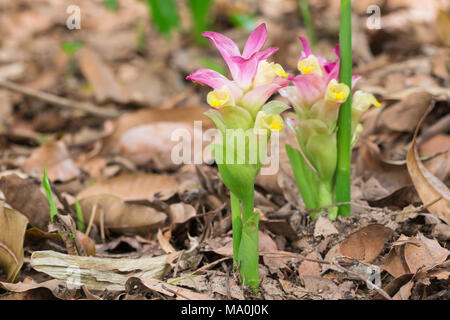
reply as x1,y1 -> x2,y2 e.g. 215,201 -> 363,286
286,144 -> 318,210
238,190 -> 259,288
317,181 -> 338,220
336,0 -> 352,216
230,191 -> 242,268
298,0 -> 317,46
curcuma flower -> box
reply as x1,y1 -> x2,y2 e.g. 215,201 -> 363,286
186,24 -> 289,289
187,23 -> 289,121
283,37 -> 381,220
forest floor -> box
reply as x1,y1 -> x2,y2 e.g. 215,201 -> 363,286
0,0 -> 449,300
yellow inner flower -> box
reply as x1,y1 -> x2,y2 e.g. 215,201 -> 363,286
272,64 -> 288,78
207,87 -> 233,108
268,115 -> 283,131
253,61 -> 288,87
325,79 -> 350,103
352,91 -> 382,111
297,55 -> 323,76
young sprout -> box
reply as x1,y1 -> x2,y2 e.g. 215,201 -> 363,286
42,167 -> 58,222
75,198 -> 85,233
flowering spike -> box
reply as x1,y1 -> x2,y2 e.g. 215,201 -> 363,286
187,24 -> 288,289
284,36 -> 381,221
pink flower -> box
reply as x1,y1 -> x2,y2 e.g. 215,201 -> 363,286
187,24 -> 288,118
280,36 -> 350,112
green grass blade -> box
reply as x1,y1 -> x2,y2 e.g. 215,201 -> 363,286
42,167 -> 58,222
199,57 -> 226,76
286,144 -> 318,210
74,198 -> 85,232
61,41 -> 84,55
104,0 -> 119,11
228,13 -> 257,32
335,0 -> 352,216
297,0 -> 317,46
146,0 -> 179,37
188,0 -> 213,44
230,192 -> 242,267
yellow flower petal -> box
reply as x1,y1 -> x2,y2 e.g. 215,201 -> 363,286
207,87 -> 233,108
325,79 -> 350,103
254,60 -> 288,87
297,55 -> 323,76
352,90 -> 381,112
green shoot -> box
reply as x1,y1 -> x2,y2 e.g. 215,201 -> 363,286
229,13 -> 257,32
146,0 -> 179,37
104,0 -> 119,11
42,167 -> 58,222
188,0 -> 213,44
335,0 -> 352,216
75,198 -> 85,232
285,144 -> 317,210
297,0 -> 317,46
168,274 -> 198,284
199,57 -> 226,76
61,41 -> 84,56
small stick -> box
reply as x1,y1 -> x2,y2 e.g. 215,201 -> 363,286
172,249 -> 185,278
99,206 -> 105,243
192,257 -> 231,275
0,79 -> 120,119
85,203 -> 98,236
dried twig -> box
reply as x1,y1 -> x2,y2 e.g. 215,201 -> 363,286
85,203 -> 98,236
192,256 -> 231,275
0,79 -> 120,119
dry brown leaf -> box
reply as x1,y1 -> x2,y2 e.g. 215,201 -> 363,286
210,275 -> 244,300
156,229 -> 176,254
102,106 -> 212,154
302,276 -> 343,300
259,219 -> 298,241
298,251 -> 322,278
406,107 -> 450,224
383,233 -> 449,278
78,194 -> 166,235
339,224 -> 394,263
314,216 -> 339,238
0,279 -> 71,300
76,231 -> 96,257
382,246 -> 411,278
22,141 -> 80,182
278,279 -> 307,299
0,206 -> 28,282
77,173 -> 180,202
125,277 -> 213,300
404,233 -> 449,274
77,47 -> 129,104
118,122 -> 195,171
0,174 -> 50,230
381,92 -> 432,132
392,281 -> 414,300
168,203 -> 197,228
